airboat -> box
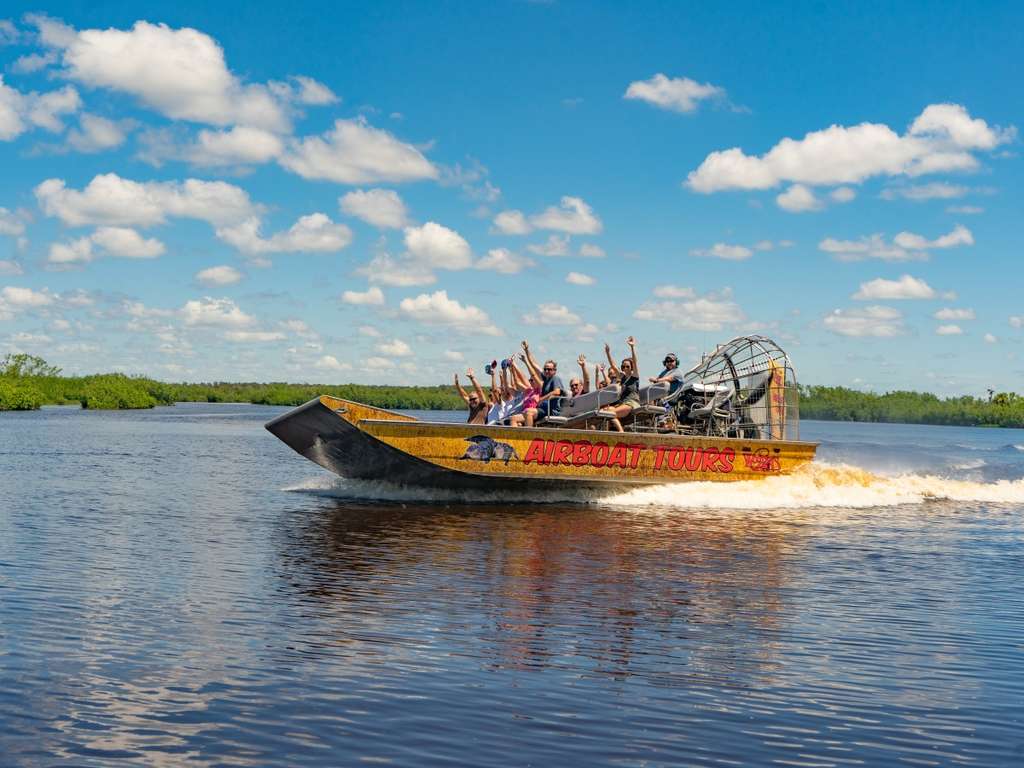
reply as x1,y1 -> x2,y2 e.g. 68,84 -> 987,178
266,335 -> 818,490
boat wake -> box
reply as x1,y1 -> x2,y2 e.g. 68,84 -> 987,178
283,462 -> 1024,510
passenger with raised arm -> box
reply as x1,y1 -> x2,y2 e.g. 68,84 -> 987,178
509,348 -> 543,427
521,339 -> 564,424
649,352 -> 686,395
454,368 -> 488,425
600,336 -> 641,432
595,362 -> 610,389
569,353 -> 591,398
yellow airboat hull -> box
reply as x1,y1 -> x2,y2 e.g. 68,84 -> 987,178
266,396 -> 818,491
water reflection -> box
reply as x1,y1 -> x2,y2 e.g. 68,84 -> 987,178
275,502 -> 804,686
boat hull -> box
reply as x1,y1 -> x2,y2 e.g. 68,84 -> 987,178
266,396 -> 818,491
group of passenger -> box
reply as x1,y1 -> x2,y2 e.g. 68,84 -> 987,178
453,338 -> 687,433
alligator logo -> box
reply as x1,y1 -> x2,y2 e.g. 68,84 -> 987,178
460,435 -> 518,465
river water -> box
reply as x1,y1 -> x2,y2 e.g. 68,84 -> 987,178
1,403 -> 1022,766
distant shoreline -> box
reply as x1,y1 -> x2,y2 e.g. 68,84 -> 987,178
2,378 -> 1022,429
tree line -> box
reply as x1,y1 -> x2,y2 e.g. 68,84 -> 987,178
3,354 -> 1024,428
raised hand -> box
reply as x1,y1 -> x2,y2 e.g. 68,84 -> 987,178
626,335 -> 636,347
466,367 -> 475,378
603,342 -> 611,354
453,373 -> 459,385
577,354 -> 586,366
521,340 -> 529,351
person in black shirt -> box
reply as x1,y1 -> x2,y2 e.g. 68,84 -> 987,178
601,336 -> 640,432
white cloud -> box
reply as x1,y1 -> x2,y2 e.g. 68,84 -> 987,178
443,350 -> 463,361
365,356 -> 394,370
529,196 -> 602,235
280,118 -> 438,183
935,324 -> 963,336
819,225 -> 972,261
947,205 -> 984,214
339,188 -> 408,229
181,297 -> 255,328
341,286 -> 385,306
377,338 -> 413,356
566,271 -> 595,286
830,186 -> 857,203
579,243 -> 606,258
687,103 -> 1014,193
91,227 -> 165,258
853,275 -> 938,300
492,209 -> 532,235
358,325 -> 381,337
355,253 -> 436,286
0,207 -> 27,236
1,285 -> 54,308
36,173 -> 259,228
403,221 -> 471,269
933,307 -> 975,321
66,113 -> 129,153
527,234 -> 570,257
314,354 -> 350,372
633,288 -> 743,331
523,303 -> 581,325
217,213 -> 352,254
10,51 -> 57,73
287,76 -> 338,106
690,242 -> 753,260
0,260 -> 23,276
892,224 -> 973,250
824,305 -> 905,337
475,248 -> 534,274
0,20 -> 20,45
399,290 -> 500,335
196,265 -> 243,286
187,125 -> 284,166
47,236 -> 94,265
984,333 -> 997,344
47,19 -> 290,131
653,284 -> 696,299
223,330 -> 285,342
0,75 -> 80,140
623,73 -> 724,113
776,184 -> 822,212
1009,316 -> 1023,329
880,182 -> 968,201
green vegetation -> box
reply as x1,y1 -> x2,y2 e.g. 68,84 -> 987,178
799,385 -> 1024,429
4,354 -> 1024,427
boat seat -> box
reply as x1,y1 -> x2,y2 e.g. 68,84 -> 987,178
536,385 -> 621,427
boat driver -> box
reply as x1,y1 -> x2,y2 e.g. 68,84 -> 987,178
648,352 -> 686,396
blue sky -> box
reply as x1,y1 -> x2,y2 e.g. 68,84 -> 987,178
0,1 -> 1021,392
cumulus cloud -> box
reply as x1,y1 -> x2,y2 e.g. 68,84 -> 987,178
66,113 -> 130,152
0,75 -> 80,141
223,330 -> 286,342
935,324 -> 963,336
579,243 -> 605,258
38,19 -> 291,131
1009,316 -> 1023,329
355,253 -> 436,286
824,305 -> 905,337
474,248 -> 534,274
0,207 -> 28,237
377,338 -> 413,356
566,271 -> 595,286
933,307 -> 975,321
48,227 -> 165,264
341,286 -> 385,305
819,225 -> 973,261
280,118 -> 438,183
181,297 -> 255,328
314,354 -> 350,372
491,209 -> 531,235
984,333 -> 997,343
217,213 -> 352,254
852,275 -> 939,300
186,125 -> 284,166
830,186 -> 857,203
527,234 -> 570,257
36,173 -> 259,228
623,73 -> 724,113
196,265 -> 243,286
633,288 -> 743,331
687,103 -> 1014,193
690,242 -> 753,260
776,184 -> 823,212
529,196 -> 602,235
339,188 -> 409,229
398,290 -> 500,335
403,221 -> 471,269
523,303 -> 581,325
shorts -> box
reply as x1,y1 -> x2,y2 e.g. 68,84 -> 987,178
536,400 -> 560,418
618,395 -> 641,410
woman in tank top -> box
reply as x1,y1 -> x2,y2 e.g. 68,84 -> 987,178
601,336 -> 641,432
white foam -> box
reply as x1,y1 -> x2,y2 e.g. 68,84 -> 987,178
284,462 -> 1024,510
